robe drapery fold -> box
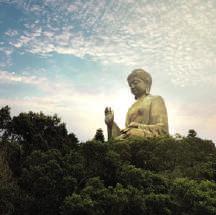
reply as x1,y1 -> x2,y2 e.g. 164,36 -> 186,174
125,94 -> 169,136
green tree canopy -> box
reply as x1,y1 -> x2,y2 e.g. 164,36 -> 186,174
94,128 -> 105,142
0,106 -> 216,215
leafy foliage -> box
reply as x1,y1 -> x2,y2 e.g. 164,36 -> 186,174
0,105 -> 11,134
94,128 -> 105,142
0,106 -> 216,215
187,129 -> 197,138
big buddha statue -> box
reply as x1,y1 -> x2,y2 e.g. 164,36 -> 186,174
105,69 -> 169,140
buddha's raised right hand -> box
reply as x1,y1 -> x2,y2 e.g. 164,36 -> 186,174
105,107 -> 114,127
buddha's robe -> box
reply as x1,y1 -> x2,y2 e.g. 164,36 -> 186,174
124,94 -> 168,137
110,94 -> 168,139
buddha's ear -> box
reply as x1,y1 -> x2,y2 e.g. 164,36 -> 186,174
146,87 -> 150,94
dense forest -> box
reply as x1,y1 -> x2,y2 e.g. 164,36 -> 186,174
0,106 -> 216,215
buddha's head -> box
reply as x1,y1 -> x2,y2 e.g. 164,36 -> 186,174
127,69 -> 152,99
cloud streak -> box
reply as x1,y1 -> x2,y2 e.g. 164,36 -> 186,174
4,0 -> 216,87
0,70 -> 47,85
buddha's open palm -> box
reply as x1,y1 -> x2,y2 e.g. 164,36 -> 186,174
105,107 -> 114,127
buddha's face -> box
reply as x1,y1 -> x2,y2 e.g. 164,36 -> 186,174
128,76 -> 148,98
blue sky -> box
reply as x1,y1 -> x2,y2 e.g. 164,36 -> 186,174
0,0 -> 216,141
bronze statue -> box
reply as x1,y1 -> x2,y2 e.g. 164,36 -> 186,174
105,69 -> 169,140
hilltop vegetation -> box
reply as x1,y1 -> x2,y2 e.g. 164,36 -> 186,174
0,106 -> 216,215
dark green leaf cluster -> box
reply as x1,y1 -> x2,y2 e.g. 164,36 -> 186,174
94,128 -> 105,143
0,106 -> 216,215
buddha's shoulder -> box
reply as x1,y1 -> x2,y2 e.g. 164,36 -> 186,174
146,94 -> 164,102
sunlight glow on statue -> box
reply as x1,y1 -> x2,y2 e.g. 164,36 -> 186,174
105,69 -> 169,140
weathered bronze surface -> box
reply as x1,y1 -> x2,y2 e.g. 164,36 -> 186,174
105,69 -> 169,140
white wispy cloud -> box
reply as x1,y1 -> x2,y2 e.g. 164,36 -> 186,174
5,29 -> 18,37
6,0 -> 216,87
0,70 -> 47,85
0,46 -> 13,68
